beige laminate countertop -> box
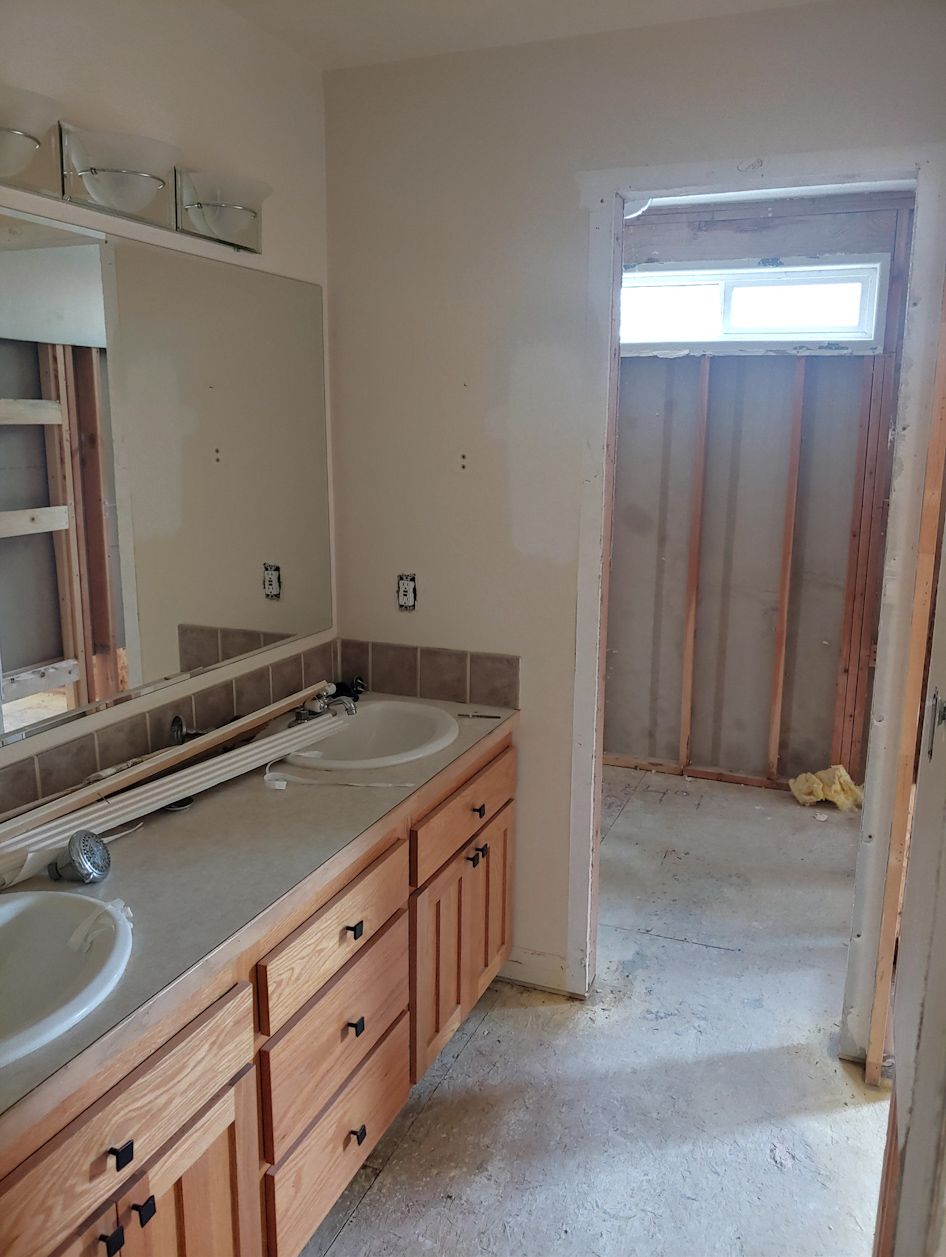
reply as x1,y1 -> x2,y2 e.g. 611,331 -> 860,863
0,695 -> 515,1118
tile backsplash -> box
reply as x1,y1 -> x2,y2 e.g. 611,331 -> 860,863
338,640 -> 520,709
0,634 -> 519,819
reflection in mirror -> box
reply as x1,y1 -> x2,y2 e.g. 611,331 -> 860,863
0,208 -> 332,744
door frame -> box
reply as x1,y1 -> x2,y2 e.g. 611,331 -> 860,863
568,145 -> 946,1046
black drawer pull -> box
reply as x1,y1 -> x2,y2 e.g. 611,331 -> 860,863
99,1225 -> 125,1256
132,1196 -> 157,1227
344,920 -> 365,940
475,843 -> 490,860
465,852 -> 480,868
472,804 -> 487,819
108,1140 -> 134,1171
350,1123 -> 367,1146
347,1016 -> 366,1037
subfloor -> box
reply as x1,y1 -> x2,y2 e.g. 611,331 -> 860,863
303,768 -> 888,1257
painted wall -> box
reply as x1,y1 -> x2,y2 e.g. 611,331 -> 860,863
325,1 -> 946,993
0,0 -> 327,285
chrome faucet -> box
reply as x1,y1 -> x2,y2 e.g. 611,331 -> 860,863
290,687 -> 357,725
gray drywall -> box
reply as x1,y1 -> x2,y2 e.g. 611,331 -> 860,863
0,339 -> 63,672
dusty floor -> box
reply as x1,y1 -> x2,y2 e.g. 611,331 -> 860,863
303,768 -> 888,1257
1,687 -> 68,733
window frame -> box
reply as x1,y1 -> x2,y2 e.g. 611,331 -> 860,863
619,254 -> 890,356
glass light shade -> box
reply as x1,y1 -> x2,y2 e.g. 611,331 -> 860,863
0,85 -> 61,178
63,124 -> 180,215
178,169 -> 271,247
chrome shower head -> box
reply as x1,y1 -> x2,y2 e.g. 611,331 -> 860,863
47,830 -> 111,883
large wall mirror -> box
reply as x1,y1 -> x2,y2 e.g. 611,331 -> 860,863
0,206 -> 332,745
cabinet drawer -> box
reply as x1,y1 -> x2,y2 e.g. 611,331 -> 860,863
258,839 -> 409,1035
260,912 -> 409,1163
412,745 -> 516,886
0,983 -> 254,1257
265,1013 -> 410,1257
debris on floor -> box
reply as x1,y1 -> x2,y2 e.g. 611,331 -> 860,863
789,764 -> 863,811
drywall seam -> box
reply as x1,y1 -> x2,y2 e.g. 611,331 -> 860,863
577,147 -> 946,1053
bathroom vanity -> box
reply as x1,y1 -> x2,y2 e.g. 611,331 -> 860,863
0,701 -> 517,1257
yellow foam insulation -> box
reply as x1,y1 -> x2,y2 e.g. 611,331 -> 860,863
789,764 -> 863,812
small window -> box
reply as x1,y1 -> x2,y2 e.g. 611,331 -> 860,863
620,257 -> 887,354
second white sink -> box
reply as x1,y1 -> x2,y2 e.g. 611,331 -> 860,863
287,699 -> 460,770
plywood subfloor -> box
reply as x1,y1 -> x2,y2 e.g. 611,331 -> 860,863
303,770 -> 887,1257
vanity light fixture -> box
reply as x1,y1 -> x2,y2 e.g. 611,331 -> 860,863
0,84 -> 61,180
61,123 -> 179,224
176,168 -> 271,252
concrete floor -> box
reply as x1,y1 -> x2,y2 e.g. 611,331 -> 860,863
303,767 -> 888,1257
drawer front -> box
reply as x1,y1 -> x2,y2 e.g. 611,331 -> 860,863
258,839 -> 409,1035
412,745 -> 517,886
260,912 -> 409,1162
265,1013 -> 410,1257
0,983 -> 254,1257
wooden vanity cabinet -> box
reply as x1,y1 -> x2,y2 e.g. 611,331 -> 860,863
2,723 -> 517,1257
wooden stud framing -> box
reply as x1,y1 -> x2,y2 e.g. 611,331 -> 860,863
0,507 -> 69,539
0,398 -> 61,425
767,358 -> 806,779
602,753 -> 790,791
72,347 -> 120,699
832,357 -> 877,765
38,345 -> 90,709
2,659 -> 81,704
678,356 -> 710,767
864,285 -> 946,1087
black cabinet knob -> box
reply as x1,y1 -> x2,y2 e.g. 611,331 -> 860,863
350,1123 -> 367,1146
132,1195 -> 157,1227
465,852 -> 480,868
347,1016 -> 366,1037
475,843 -> 490,859
98,1225 -> 125,1256
344,920 -> 365,940
108,1140 -> 134,1171
472,804 -> 487,819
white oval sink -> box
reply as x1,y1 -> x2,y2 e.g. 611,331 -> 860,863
0,892 -> 133,1068
287,699 -> 460,770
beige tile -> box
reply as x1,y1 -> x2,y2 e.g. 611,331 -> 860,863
302,641 -> 335,688
178,624 -> 221,671
371,643 -> 418,696
0,758 -> 39,813
271,652 -> 304,700
147,695 -> 196,751
37,735 -> 96,797
194,680 -> 236,730
339,639 -> 370,683
234,666 -> 272,717
419,647 -> 468,703
469,652 -> 519,707
220,627 -> 264,660
96,715 -> 150,771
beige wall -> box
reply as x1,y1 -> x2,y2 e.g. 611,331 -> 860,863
0,0 -> 326,285
325,1 -> 946,992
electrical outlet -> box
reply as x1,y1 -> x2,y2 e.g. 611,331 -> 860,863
397,573 -> 417,611
263,563 -> 282,600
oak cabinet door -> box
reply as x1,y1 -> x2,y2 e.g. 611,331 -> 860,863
411,838 -> 481,1080
115,1066 -> 261,1257
471,802 -> 515,1003
411,805 -> 515,1082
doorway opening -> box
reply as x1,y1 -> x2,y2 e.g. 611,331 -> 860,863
593,187 -> 920,1251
